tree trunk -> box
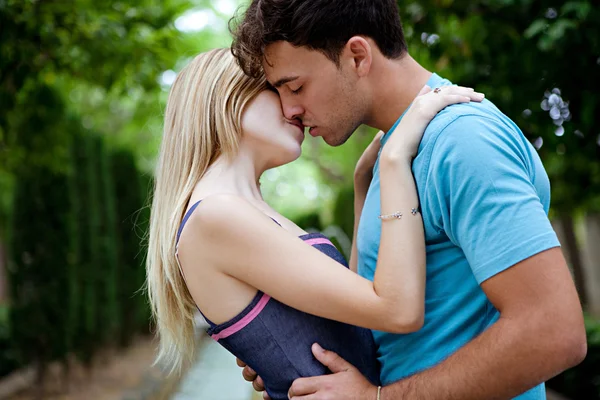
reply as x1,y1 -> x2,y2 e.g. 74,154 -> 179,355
583,214 -> 600,317
35,358 -> 46,400
553,216 -> 588,306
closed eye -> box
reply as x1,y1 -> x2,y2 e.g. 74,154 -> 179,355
291,86 -> 303,95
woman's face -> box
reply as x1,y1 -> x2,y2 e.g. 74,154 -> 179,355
240,89 -> 305,169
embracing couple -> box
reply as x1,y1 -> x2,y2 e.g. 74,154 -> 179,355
145,1 -> 586,399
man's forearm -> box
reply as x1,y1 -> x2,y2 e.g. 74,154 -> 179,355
349,188 -> 367,273
380,314 -> 582,400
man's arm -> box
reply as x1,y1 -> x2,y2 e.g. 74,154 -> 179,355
350,130 -> 384,272
378,247 -> 586,400
289,247 -> 586,400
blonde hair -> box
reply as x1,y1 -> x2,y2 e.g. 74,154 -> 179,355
146,48 -> 266,374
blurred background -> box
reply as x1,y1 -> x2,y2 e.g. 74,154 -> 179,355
0,0 -> 599,399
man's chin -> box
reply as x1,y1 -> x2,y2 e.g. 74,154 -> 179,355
322,131 -> 352,147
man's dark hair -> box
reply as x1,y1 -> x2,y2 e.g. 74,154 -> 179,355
230,0 -> 408,78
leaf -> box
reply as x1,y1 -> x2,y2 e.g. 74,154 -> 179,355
547,19 -> 578,42
524,19 -> 549,39
561,1 -> 591,20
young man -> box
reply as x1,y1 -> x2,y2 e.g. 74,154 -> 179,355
231,0 -> 587,399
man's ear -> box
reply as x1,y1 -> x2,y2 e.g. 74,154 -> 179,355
343,36 -> 373,78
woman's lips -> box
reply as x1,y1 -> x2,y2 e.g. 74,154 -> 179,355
287,120 -> 305,132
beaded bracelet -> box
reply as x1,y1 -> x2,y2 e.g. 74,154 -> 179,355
378,207 -> 419,220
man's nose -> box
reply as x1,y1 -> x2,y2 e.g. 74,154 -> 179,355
281,96 -> 304,121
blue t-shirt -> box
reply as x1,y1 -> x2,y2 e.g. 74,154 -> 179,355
357,73 -> 560,399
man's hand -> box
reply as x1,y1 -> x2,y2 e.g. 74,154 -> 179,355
288,343 -> 376,400
236,358 -> 271,399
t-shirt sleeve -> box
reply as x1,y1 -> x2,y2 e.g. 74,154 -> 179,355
427,115 -> 560,284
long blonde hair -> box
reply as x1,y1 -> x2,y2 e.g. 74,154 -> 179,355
146,48 -> 266,373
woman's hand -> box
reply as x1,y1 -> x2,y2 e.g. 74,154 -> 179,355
354,130 -> 384,192
381,85 -> 485,162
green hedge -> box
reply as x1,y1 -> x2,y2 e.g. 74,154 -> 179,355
0,304 -> 19,377
7,83 -> 73,370
9,166 -> 73,368
111,150 -> 151,346
332,185 -> 355,240
2,116 -> 150,378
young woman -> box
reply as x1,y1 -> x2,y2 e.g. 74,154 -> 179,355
146,48 -> 483,399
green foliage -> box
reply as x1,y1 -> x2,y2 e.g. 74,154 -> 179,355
95,137 -> 120,345
6,125 -> 151,375
135,173 -> 154,333
293,212 -> 323,232
8,164 -> 73,367
111,150 -> 150,345
0,0 -> 205,382
332,186 -> 355,241
0,304 -> 20,378
76,133 -> 103,362
393,0 -> 600,213
0,0 -> 192,201
303,0 -> 599,219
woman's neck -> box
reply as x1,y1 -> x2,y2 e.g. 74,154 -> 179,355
192,151 -> 266,205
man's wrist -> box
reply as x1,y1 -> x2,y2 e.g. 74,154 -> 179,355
378,376 -> 419,400
379,384 -> 390,400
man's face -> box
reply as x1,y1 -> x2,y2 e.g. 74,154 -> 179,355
263,41 -> 367,146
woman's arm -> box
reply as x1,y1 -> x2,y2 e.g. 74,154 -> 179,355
188,86 -> 484,333
190,194 -> 422,333
370,85 -> 486,325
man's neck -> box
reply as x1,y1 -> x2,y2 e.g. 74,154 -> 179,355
365,54 -> 432,132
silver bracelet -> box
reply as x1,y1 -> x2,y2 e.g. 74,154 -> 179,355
378,207 -> 419,220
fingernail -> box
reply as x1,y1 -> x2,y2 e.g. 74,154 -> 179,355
313,343 -> 324,353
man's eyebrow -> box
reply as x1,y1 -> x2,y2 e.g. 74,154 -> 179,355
270,76 -> 299,88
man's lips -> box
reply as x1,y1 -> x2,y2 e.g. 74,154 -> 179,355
308,126 -> 319,137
